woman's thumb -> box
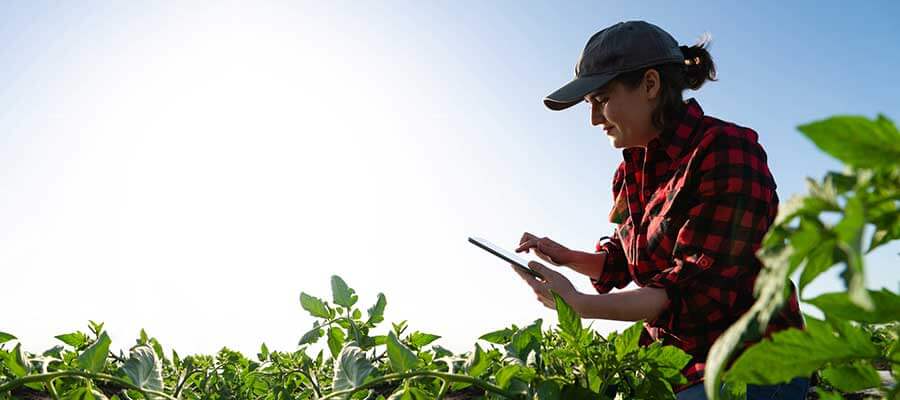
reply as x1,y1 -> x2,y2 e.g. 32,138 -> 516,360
528,261 -> 549,273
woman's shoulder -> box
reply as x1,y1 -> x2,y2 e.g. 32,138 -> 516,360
696,115 -> 763,148
689,115 -> 772,167
685,115 -> 778,192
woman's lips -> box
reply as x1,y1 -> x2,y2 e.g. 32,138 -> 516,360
604,126 -> 615,134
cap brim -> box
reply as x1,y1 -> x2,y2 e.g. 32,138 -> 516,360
543,71 -> 618,111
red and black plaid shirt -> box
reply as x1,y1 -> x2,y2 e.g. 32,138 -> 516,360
591,98 -> 805,392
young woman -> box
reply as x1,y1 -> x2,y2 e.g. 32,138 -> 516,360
512,20 -> 810,399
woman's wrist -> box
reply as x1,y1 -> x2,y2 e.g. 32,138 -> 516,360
567,250 -> 606,279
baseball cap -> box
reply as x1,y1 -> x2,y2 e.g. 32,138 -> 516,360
544,20 -> 685,111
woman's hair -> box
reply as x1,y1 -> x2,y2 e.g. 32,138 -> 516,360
611,33 -> 717,132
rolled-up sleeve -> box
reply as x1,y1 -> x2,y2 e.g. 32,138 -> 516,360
590,233 -> 631,293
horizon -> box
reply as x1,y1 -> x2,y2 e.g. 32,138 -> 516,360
2,1 -> 898,358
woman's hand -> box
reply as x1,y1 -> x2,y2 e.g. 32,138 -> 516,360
516,232 -> 607,278
515,232 -> 576,267
512,261 -> 578,311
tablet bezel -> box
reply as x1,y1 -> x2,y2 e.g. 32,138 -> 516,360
468,236 -> 544,280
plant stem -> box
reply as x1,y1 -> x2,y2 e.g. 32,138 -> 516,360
174,367 -> 204,398
436,378 -> 450,400
346,313 -> 362,345
319,371 -> 516,400
0,371 -> 177,400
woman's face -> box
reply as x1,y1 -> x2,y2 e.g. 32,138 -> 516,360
583,69 -> 662,149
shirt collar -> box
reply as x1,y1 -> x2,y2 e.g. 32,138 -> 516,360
624,97 -> 705,161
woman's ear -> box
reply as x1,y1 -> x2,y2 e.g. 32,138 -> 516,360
643,69 -> 661,100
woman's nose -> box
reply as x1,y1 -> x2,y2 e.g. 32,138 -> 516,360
591,105 -> 606,126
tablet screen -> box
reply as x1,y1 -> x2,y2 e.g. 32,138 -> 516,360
468,236 -> 544,280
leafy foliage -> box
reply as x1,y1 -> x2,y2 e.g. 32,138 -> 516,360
704,113 -> 900,399
0,276 -> 692,399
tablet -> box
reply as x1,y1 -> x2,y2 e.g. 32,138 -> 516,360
468,236 -> 544,280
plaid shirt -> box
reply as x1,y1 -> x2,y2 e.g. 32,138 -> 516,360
590,98 -> 805,392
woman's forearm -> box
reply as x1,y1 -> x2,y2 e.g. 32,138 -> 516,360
570,286 -> 669,322
567,250 -> 606,278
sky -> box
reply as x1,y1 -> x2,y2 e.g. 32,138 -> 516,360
2,1 -> 898,358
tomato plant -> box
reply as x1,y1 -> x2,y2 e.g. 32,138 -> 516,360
705,114 -> 900,399
0,276 -> 691,399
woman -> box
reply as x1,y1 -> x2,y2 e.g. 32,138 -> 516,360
512,21 -> 809,399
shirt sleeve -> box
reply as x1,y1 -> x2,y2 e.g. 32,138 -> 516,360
643,127 -> 778,298
590,162 -> 633,294
590,233 -> 631,293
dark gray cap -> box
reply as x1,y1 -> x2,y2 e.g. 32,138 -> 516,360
544,20 -> 685,111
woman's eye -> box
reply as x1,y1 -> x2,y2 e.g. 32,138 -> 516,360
588,97 -> 607,107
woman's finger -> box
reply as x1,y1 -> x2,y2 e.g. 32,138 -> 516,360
512,265 -> 541,288
519,232 -> 537,245
515,239 -> 538,253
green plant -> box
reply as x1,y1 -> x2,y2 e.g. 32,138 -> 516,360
0,276 -> 692,399
704,114 -> 900,399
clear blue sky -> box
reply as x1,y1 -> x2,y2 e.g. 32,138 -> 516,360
1,1 -> 897,356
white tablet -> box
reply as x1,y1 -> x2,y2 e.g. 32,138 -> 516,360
468,236 -> 544,280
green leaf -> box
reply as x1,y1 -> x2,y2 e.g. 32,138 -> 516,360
386,331 -> 417,373
635,375 -> 675,399
465,343 -> 490,377
479,328 -> 514,344
299,327 -> 324,345
407,331 -> 441,348
725,316 -> 879,386
806,289 -> 900,323
119,345 -> 164,400
392,321 -> 408,336
300,293 -> 331,319
55,331 -> 89,348
797,115 -> 900,168
149,338 -> 164,362
820,361 -> 881,392
332,344 -> 376,393
495,364 -> 535,389
387,388 -> 413,400
506,320 -> 542,362
0,332 -> 15,344
3,343 -> 27,377
327,327 -> 346,359
787,219 -> 825,276
495,364 -> 521,389
553,291 -> 581,342
366,293 -> 387,325
641,342 -> 692,375
814,388 -> 845,400
331,275 -> 359,308
798,239 -> 836,294
258,343 -> 269,361
868,209 -> 900,253
77,331 -> 111,373
615,320 -> 644,361
88,321 -> 105,336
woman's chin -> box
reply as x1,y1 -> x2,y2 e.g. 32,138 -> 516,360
608,136 -> 625,149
